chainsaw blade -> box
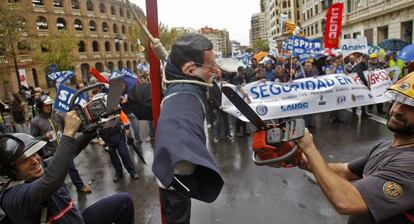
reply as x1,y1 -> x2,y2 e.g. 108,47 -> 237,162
106,77 -> 124,116
221,86 -> 267,130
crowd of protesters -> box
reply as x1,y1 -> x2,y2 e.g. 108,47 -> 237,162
206,51 -> 408,142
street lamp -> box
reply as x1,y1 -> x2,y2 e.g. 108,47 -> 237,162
115,33 -> 123,69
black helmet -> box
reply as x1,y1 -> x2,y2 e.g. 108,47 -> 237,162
0,133 -> 46,179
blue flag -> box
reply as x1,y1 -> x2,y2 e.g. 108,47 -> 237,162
48,71 -> 75,84
54,84 -> 88,112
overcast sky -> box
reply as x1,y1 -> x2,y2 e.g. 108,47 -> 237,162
130,0 -> 260,45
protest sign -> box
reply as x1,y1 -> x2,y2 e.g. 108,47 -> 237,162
54,84 -> 88,112
341,37 -> 369,57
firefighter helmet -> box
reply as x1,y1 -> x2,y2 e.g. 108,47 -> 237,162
385,72 -> 414,107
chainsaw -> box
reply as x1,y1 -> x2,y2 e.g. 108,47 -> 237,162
221,86 -> 305,167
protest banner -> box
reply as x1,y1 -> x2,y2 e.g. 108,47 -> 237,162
341,37 -> 369,57
222,68 -> 399,121
54,84 -> 88,112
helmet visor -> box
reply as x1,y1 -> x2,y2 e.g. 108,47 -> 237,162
15,140 -> 47,164
385,90 -> 414,107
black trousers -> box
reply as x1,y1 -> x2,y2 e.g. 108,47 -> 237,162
82,192 -> 134,224
159,188 -> 191,224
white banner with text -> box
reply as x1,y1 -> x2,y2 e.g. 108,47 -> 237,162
222,68 -> 399,122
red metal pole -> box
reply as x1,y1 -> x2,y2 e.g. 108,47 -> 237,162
145,2 -> 165,224
146,0 -> 162,133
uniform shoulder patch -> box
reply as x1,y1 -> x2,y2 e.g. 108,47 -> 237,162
383,181 -> 403,199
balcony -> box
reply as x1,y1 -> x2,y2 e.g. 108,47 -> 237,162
54,7 -> 65,14
72,9 -> 81,15
89,33 -> 98,38
78,52 -> 87,59
0,56 -> 9,64
87,11 -> 95,17
33,5 -> 46,12
8,3 -> 23,10
37,29 -> 49,36
93,52 -> 101,58
19,55 -> 32,63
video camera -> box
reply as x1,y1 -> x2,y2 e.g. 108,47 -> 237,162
69,77 -> 124,132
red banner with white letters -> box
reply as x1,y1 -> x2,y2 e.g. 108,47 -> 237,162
324,3 -> 344,49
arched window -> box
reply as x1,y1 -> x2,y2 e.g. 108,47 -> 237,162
107,62 -> 114,71
89,20 -> 97,32
123,42 -> 128,52
126,61 -> 131,70
119,8 -> 124,17
53,0 -> 63,7
56,18 -> 66,30
78,40 -> 86,52
32,0 -> 44,6
105,41 -> 110,51
118,61 -> 123,70
121,25 -> 126,34
86,0 -> 93,11
80,63 -> 90,83
110,5 -> 116,15
17,40 -> 31,54
36,16 -> 48,30
99,2 -> 106,13
113,23 -> 118,33
71,0 -> 80,9
115,42 -> 120,52
92,41 -> 99,52
74,19 -> 83,31
102,22 -> 108,32
95,62 -> 104,72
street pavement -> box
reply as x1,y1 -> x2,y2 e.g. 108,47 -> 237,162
68,108 -> 392,224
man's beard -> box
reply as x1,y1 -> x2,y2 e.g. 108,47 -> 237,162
387,113 -> 414,136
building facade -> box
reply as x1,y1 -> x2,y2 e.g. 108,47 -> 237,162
299,0 -> 331,41
250,12 -> 267,46
341,0 -> 414,45
0,0 -> 146,99
297,0 -> 414,46
200,26 -> 231,57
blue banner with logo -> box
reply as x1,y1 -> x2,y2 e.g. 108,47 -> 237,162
48,70 -> 75,84
54,84 -> 88,112
282,36 -> 322,61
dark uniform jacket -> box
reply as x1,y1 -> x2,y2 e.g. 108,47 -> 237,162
152,60 -> 224,203
348,141 -> 414,224
30,112 -> 64,158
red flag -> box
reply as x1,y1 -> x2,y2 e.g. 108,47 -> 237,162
324,3 -> 343,49
90,67 -> 108,84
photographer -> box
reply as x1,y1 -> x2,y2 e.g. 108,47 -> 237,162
0,111 -> 134,224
